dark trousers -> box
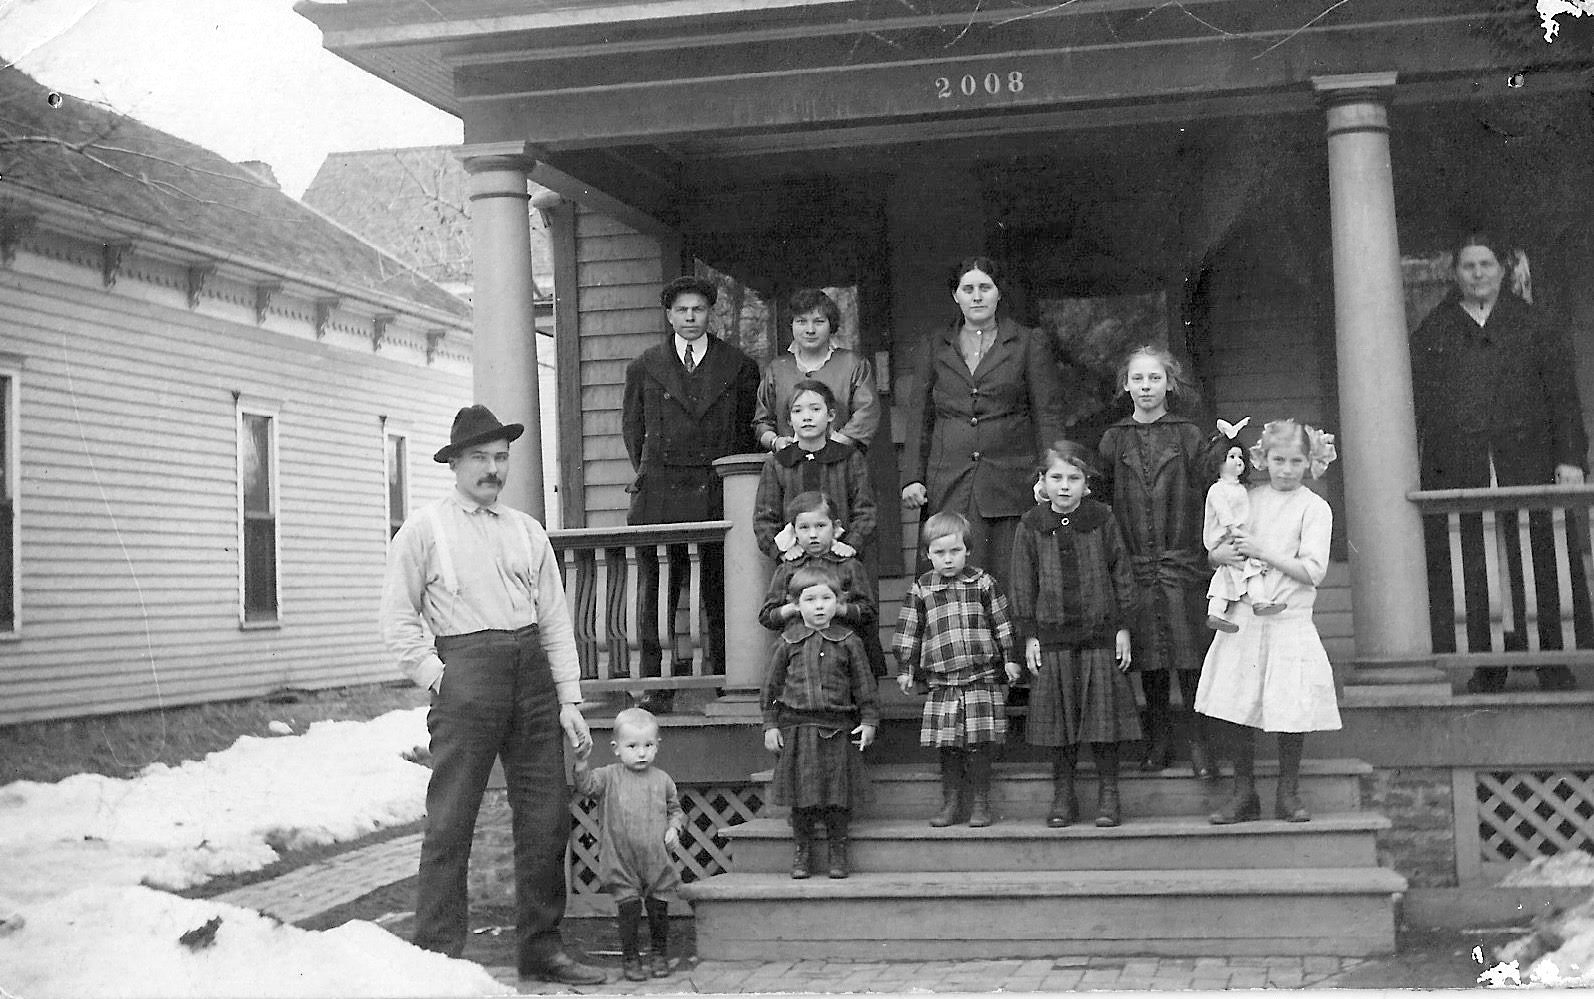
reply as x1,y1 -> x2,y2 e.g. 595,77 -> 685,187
1424,510 -> 1593,661
637,542 -> 726,676
414,626 -> 569,972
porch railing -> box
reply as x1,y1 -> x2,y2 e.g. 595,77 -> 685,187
1410,483 -> 1594,676
548,521 -> 732,693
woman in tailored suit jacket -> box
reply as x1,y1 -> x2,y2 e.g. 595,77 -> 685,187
902,256 -> 1068,588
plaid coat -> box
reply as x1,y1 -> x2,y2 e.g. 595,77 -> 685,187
1009,499 -> 1138,650
751,440 -> 877,561
1098,414 -> 1221,672
892,566 -> 1018,685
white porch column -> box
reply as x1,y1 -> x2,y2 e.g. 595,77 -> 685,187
464,151 -> 545,519
1314,74 -> 1437,683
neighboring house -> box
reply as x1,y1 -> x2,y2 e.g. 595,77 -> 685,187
0,67 -> 474,724
303,147 -> 561,524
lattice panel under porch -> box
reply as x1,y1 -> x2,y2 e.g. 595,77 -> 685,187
1475,769 -> 1594,865
566,783 -> 763,916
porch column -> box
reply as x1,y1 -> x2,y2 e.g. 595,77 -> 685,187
1314,74 -> 1442,694
465,151 -> 545,519
705,454 -> 773,719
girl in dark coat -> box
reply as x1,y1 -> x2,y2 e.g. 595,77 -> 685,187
751,380 -> 877,561
1013,440 -> 1141,828
1409,231 -> 1588,692
1097,345 -> 1222,775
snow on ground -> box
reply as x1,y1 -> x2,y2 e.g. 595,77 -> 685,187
1489,855 -> 1594,987
0,708 -> 431,905
0,885 -> 512,998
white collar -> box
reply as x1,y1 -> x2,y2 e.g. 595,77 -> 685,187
788,341 -> 836,370
675,334 -> 708,366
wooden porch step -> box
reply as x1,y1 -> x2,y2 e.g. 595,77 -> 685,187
755,759 -> 1368,819
723,813 -> 1387,873
683,867 -> 1407,960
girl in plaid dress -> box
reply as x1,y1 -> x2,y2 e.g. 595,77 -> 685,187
763,564 -> 879,879
893,511 -> 1022,828
1013,440 -> 1141,828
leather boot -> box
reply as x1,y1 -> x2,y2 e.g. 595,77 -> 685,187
1047,746 -> 1078,828
966,747 -> 994,827
826,808 -> 851,879
1275,732 -> 1310,822
1210,722 -> 1261,824
790,809 -> 815,879
929,749 -> 967,827
1188,713 -> 1217,781
1093,741 -> 1122,827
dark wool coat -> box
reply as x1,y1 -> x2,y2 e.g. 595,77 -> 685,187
751,440 -> 877,560
1098,413 -> 1223,673
905,317 -> 1068,519
1009,499 -> 1139,650
622,334 -> 760,524
1409,291 -> 1589,489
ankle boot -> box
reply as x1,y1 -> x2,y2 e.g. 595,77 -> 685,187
1188,719 -> 1218,782
1047,746 -> 1078,828
930,749 -> 967,827
1275,732 -> 1310,822
790,810 -> 815,879
1210,723 -> 1261,824
1093,742 -> 1122,827
966,747 -> 994,827
826,808 -> 851,878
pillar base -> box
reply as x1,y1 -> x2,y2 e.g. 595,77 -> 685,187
702,689 -> 762,721
1341,655 -> 1452,705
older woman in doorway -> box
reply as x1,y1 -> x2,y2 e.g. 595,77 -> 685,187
901,256 -> 1068,589
1409,230 -> 1589,692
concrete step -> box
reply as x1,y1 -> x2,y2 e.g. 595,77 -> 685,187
754,759 -> 1368,820
724,812 -> 1387,873
683,867 -> 1407,960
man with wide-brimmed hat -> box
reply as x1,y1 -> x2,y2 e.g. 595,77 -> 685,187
381,404 -> 606,986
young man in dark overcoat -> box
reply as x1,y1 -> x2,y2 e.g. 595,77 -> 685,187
622,275 -> 760,710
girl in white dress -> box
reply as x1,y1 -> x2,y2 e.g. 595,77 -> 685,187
1195,419 -> 1339,824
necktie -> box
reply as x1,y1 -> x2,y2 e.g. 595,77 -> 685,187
684,343 -> 696,373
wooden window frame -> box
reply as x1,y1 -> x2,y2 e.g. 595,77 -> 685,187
0,360 -> 18,636
236,396 -> 282,628
385,430 -> 410,541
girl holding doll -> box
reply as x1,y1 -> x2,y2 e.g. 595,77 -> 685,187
1196,418 -> 1340,825
1012,440 -> 1141,828
1097,345 -> 1222,777
752,379 -> 877,562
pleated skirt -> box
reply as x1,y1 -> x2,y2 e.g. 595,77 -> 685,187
1025,646 -> 1143,747
769,724 -> 864,810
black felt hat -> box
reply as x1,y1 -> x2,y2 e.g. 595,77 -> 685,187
433,405 -> 524,463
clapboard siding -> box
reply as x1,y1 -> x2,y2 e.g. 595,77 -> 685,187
1,265 -> 471,724
574,208 -> 670,528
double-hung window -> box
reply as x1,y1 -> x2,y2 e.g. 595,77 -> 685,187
386,431 -> 409,539
237,399 -> 280,624
0,362 -> 17,634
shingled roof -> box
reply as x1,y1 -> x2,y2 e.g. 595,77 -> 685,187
0,66 -> 468,319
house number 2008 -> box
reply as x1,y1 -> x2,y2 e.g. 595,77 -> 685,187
934,71 -> 1025,98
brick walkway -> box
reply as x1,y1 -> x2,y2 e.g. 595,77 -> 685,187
220,834 -> 1492,992
481,954 -> 1377,994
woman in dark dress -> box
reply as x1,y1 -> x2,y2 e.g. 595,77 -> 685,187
1409,231 -> 1588,692
901,256 -> 1068,589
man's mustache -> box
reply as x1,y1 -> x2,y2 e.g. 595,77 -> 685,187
478,476 -> 502,487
